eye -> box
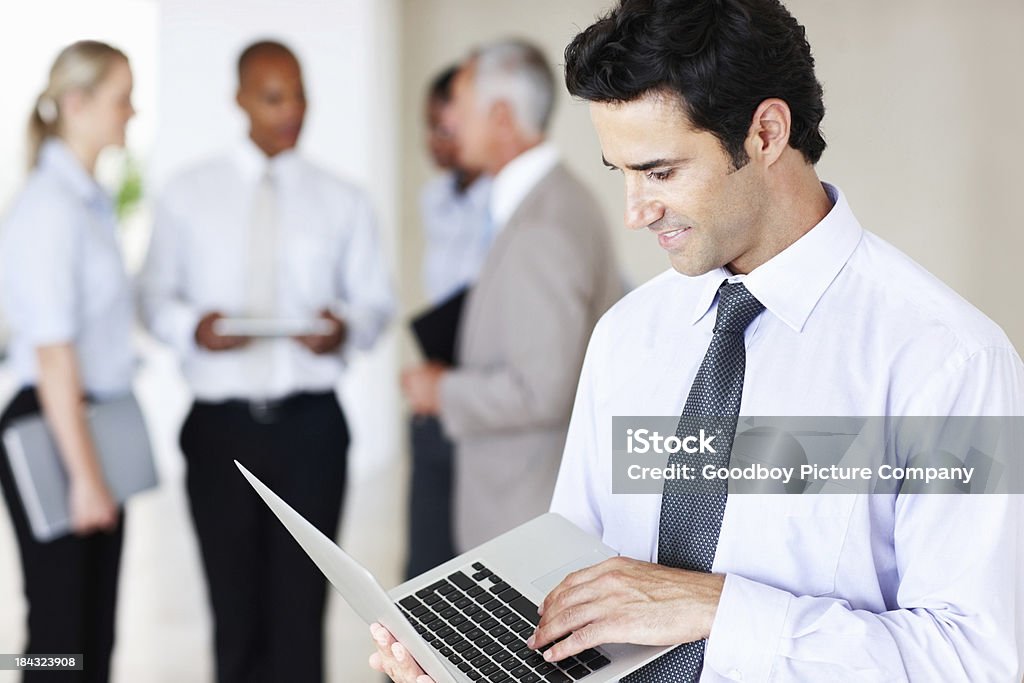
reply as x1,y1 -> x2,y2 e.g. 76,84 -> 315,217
646,169 -> 674,182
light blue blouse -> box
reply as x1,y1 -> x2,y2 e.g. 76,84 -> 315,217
0,139 -> 135,398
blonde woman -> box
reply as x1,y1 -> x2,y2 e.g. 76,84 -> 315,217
0,41 -> 135,682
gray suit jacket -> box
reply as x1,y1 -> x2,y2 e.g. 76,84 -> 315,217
439,162 -> 623,550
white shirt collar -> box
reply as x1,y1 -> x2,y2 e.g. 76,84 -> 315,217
690,183 -> 864,332
234,136 -> 299,183
489,141 -> 560,232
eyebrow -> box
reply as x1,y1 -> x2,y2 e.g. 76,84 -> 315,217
601,155 -> 688,172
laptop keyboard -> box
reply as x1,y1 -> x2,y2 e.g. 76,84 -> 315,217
397,561 -> 611,682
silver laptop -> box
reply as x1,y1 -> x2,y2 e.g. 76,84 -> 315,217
3,395 -> 157,542
235,462 -> 673,683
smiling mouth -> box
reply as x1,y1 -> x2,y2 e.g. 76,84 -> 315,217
656,226 -> 692,249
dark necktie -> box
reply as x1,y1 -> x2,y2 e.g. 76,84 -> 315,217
624,281 -> 764,683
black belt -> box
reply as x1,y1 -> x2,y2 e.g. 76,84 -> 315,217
196,391 -> 334,424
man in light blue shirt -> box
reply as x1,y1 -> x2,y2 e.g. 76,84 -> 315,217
406,65 -> 492,579
418,65 -> 493,307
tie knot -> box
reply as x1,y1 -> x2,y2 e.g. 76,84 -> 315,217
713,282 -> 764,334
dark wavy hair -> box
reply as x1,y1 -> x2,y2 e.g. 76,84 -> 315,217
564,0 -> 826,168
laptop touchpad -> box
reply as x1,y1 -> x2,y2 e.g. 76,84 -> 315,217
531,549 -> 615,594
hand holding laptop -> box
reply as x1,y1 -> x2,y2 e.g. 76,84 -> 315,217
368,557 -> 725,682
370,623 -> 434,683
235,461 -> 672,682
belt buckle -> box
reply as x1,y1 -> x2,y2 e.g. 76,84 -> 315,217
249,398 -> 279,424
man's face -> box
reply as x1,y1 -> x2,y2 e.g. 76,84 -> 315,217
591,92 -> 767,276
237,53 -> 306,157
444,62 -> 490,174
426,95 -> 457,170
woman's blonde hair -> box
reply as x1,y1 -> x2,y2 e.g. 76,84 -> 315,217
28,40 -> 128,168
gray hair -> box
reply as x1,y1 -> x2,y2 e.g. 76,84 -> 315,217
472,40 -> 555,136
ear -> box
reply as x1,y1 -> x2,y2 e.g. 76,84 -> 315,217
744,98 -> 791,167
489,99 -> 515,131
235,88 -> 245,109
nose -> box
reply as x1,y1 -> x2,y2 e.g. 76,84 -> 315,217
623,178 -> 664,231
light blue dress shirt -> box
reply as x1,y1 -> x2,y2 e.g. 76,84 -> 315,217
550,184 -> 1024,681
0,139 -> 135,399
419,172 -> 492,305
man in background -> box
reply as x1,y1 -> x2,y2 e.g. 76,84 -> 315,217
141,40 -> 394,683
406,65 -> 492,579
401,40 -> 623,553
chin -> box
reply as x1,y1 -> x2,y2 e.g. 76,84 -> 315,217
668,254 -> 715,278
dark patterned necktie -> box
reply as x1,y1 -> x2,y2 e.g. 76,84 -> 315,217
624,281 -> 764,683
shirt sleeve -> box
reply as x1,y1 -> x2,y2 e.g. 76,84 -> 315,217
704,346 -> 1024,681
138,194 -> 201,354
548,313 -> 608,539
331,191 -> 395,353
3,193 -> 78,346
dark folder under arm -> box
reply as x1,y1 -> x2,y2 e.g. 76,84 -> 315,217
410,287 -> 468,366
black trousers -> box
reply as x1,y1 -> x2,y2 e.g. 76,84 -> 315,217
0,387 -> 124,683
180,392 -> 348,683
405,415 -> 456,579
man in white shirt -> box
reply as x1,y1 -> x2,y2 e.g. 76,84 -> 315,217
528,1 -> 1024,681
406,65 -> 492,580
400,41 -> 622,552
371,2 -> 1023,682
141,40 -> 393,683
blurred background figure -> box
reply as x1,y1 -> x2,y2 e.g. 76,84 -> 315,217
401,40 -> 623,552
418,65 -> 492,307
139,40 -> 394,683
0,40 -> 136,682
405,64 -> 492,579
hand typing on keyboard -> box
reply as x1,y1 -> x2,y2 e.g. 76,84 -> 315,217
528,557 -> 725,664
373,563 -> 613,682
369,622 -> 434,683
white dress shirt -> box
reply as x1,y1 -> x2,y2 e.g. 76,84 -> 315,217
550,184 -> 1024,681
140,139 -> 395,402
0,139 -> 135,399
490,141 -> 560,234
419,172 -> 492,305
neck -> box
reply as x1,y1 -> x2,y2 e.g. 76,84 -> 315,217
454,169 -> 481,194
61,136 -> 101,176
728,161 -> 832,275
486,135 -> 543,176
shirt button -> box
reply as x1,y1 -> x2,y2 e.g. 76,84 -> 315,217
728,669 -> 744,680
